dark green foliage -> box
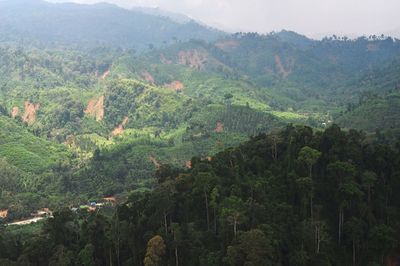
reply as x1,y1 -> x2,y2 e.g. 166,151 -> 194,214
2,125 -> 400,265
0,8 -> 399,265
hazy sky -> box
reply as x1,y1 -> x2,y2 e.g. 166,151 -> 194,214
48,0 -> 400,38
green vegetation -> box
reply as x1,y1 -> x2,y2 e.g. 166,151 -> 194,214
0,3 -> 399,264
0,0 -> 223,50
1,125 -> 400,265
0,115 -> 70,173
0,30 -> 399,224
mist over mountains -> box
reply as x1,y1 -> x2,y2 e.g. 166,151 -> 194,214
0,0 -> 224,50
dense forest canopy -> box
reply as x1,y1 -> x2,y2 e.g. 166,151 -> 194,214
1,125 -> 400,265
0,1 -> 399,265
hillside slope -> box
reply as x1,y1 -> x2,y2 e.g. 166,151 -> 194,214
0,0 -> 223,50
2,125 -> 400,265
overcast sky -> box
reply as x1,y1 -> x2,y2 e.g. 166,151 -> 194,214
48,0 -> 400,38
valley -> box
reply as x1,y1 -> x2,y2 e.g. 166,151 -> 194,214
0,0 -> 399,265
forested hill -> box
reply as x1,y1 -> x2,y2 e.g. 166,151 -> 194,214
1,125 -> 400,265
115,32 -> 400,131
0,33 -> 399,206
0,0 -> 223,50
0,4 -> 399,263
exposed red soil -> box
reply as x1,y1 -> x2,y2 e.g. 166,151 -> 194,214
0,209 -> 8,218
11,106 -> 19,118
149,155 -> 161,169
111,116 -> 129,136
178,49 -> 207,70
165,80 -> 184,91
142,71 -> 155,84
214,122 -> 224,133
111,126 -> 124,137
22,101 -> 40,124
215,40 -> 239,51
84,95 -> 105,122
160,53 -> 172,64
100,70 -> 110,80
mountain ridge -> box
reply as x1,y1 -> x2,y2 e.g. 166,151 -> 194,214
0,0 -> 225,50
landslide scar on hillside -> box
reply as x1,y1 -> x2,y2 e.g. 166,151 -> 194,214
100,70 -> 110,80
160,53 -> 172,64
0,209 -> 8,218
149,155 -> 161,170
111,116 -> 129,136
178,49 -> 207,70
85,95 -> 105,122
141,71 -> 155,84
11,106 -> 19,118
22,101 -> 40,124
274,55 -> 294,78
214,122 -> 224,133
164,80 -> 184,91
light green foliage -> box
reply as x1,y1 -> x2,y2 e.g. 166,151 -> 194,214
0,115 -> 70,173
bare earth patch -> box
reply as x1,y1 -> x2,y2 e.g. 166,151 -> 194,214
274,55 -> 294,78
142,71 -> 155,84
100,70 -> 110,80
178,49 -> 207,70
214,122 -> 224,133
160,53 -> 172,64
11,106 -> 19,118
149,155 -> 161,169
85,95 -> 105,122
111,116 -> 129,136
0,209 -> 8,218
22,101 -> 40,124
164,80 -> 184,91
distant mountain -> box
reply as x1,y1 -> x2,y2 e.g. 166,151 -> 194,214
131,7 -> 192,24
273,30 -> 315,48
0,0 -> 224,50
